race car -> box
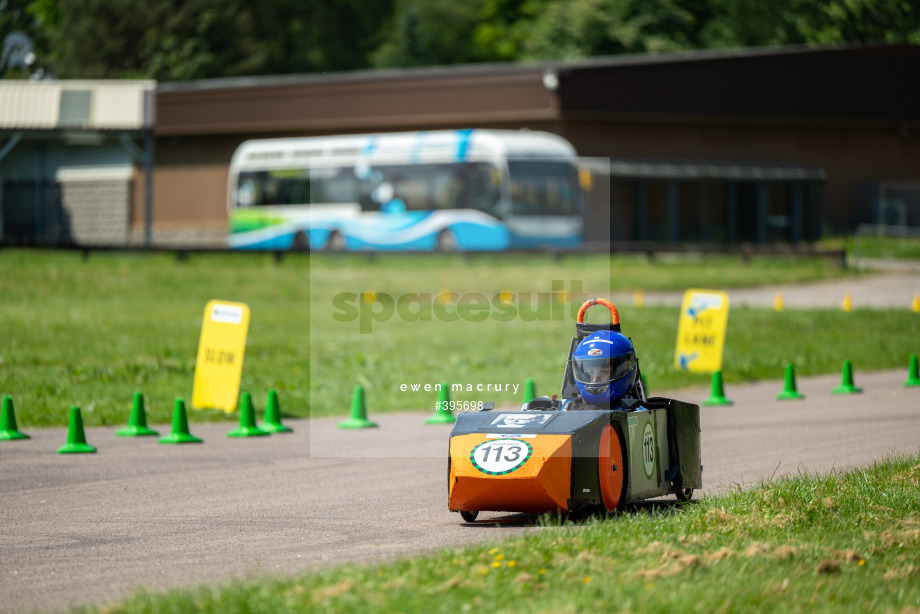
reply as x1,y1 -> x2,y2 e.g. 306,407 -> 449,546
447,298 -> 702,521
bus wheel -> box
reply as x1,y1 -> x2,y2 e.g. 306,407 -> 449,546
325,231 -> 345,251
459,510 -> 479,522
291,231 -> 309,251
436,229 -> 457,252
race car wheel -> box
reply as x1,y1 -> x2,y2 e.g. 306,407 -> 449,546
598,423 -> 627,512
672,480 -> 693,503
460,510 -> 479,522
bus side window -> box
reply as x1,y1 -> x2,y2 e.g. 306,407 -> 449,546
449,175 -> 469,210
238,178 -> 258,207
470,170 -> 500,213
359,191 -> 376,211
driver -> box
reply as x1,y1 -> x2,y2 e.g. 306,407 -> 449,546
570,330 -> 639,409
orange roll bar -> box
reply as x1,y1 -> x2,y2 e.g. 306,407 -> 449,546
576,298 -> 620,325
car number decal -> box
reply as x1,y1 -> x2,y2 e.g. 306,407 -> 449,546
470,439 -> 533,475
642,421 -> 656,479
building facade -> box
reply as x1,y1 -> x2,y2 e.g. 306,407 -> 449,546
2,44 -> 918,247
0,80 -> 154,246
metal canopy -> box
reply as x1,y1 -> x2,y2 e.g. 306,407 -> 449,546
585,157 -> 826,181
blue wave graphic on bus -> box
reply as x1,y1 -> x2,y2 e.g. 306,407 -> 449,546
227,129 -> 587,252
230,211 -> 521,251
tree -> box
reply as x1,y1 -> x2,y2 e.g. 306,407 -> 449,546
519,0 -> 700,60
27,0 -> 395,80
13,0 -> 920,80
800,0 -> 920,45
699,0 -> 920,49
29,0 -> 251,80
247,0 -> 395,74
699,0 -> 823,48
472,0 -> 541,62
1,0 -> 48,77
371,0 -> 486,68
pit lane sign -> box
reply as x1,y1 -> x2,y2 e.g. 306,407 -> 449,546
674,289 -> 729,374
192,300 -> 250,412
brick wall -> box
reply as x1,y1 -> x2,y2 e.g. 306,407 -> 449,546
60,180 -> 130,245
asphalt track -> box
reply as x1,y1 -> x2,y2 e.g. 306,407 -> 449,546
625,269 -> 920,310
2,368 -> 919,613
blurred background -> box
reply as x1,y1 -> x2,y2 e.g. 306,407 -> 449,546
1,0 -> 919,252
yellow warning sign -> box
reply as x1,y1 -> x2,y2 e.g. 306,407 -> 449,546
674,289 -> 730,373
192,300 -> 250,412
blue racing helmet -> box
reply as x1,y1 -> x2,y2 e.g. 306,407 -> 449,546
572,330 -> 637,405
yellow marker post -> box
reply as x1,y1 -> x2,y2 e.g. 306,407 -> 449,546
633,289 -> 645,308
674,289 -> 730,373
192,300 -> 251,413
774,291 -> 784,311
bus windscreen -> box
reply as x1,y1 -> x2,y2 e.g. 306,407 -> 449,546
509,160 -> 580,217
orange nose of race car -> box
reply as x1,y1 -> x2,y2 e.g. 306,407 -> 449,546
448,433 -> 573,514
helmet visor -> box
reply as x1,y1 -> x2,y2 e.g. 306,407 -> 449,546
572,353 -> 636,385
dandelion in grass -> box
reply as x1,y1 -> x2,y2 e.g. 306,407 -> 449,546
495,554 -> 504,561
489,548 -> 499,555
508,561 -> 516,568
583,576 -> 591,584
491,561 -> 501,568
539,568 -> 547,575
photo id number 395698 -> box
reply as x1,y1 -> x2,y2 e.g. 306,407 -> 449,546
435,400 -> 484,411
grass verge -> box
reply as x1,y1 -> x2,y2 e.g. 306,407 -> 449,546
79,452 -> 920,614
851,234 -> 920,261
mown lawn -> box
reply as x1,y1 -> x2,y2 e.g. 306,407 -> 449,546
2,249 -> 916,428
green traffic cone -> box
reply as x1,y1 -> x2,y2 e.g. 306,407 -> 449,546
523,378 -> 537,404
261,389 -> 293,433
905,355 -> 920,388
776,364 -> 805,400
57,406 -> 96,454
116,392 -> 158,437
227,392 -> 270,437
339,386 -> 378,429
702,371 -> 733,406
159,399 -> 203,444
832,360 -> 862,394
426,382 -> 456,424
0,395 -> 30,441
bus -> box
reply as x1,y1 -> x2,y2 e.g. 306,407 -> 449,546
227,129 -> 589,251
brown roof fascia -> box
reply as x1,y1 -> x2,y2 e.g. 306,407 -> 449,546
156,69 -> 559,136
